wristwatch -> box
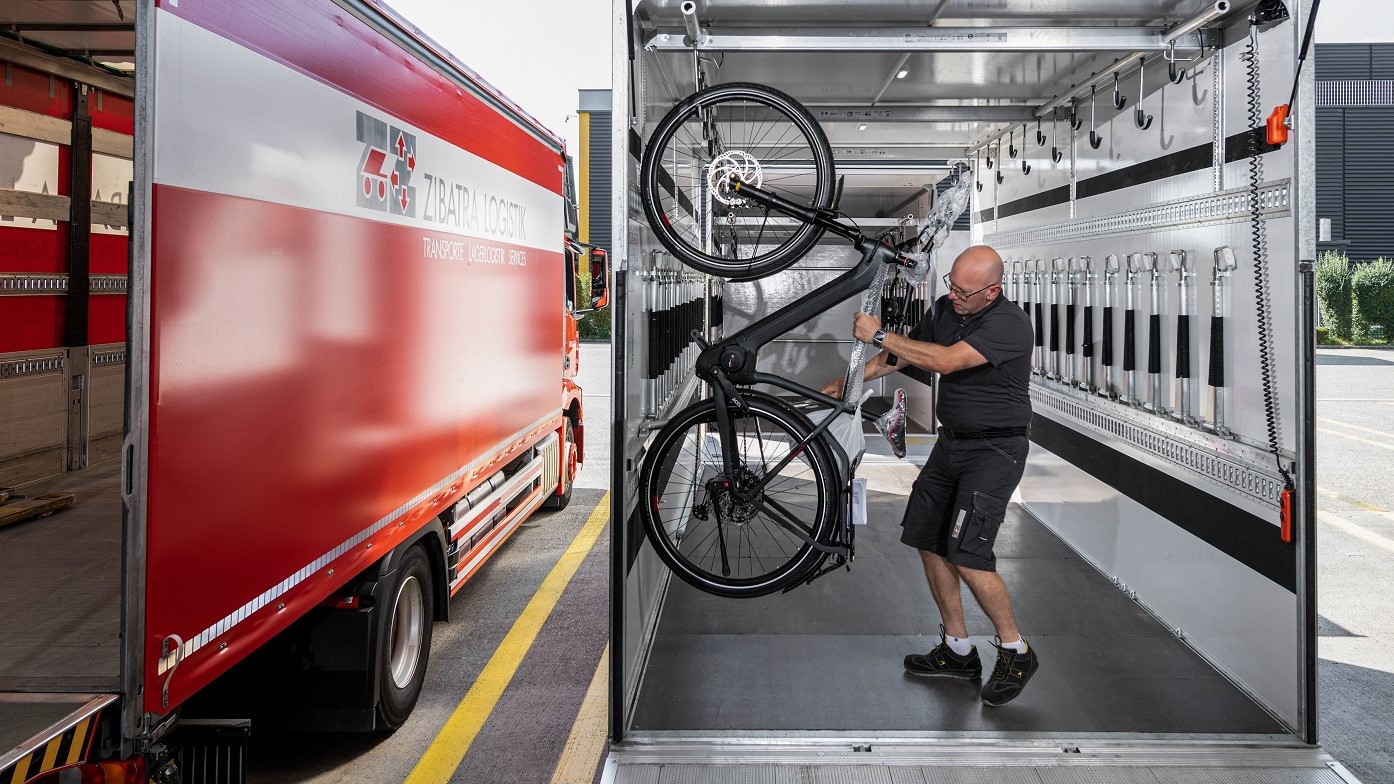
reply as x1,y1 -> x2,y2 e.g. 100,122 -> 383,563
872,329 -> 887,348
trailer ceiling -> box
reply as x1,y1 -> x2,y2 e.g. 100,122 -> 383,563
641,0 -> 1248,162
635,0 -> 1259,229
1,1 -> 134,74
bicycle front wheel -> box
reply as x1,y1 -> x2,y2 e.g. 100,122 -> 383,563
640,82 -> 835,281
639,391 -> 839,598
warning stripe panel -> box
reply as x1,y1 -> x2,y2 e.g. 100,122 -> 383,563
0,714 -> 98,784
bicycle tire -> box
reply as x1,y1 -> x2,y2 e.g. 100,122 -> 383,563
639,390 -> 839,598
640,82 -> 835,282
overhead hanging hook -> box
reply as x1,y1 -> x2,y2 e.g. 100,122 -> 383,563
1008,126 -> 1018,159
1112,72 -> 1128,110
974,150 -> 983,192
995,141 -> 1005,184
1167,43 -> 1187,84
1035,118 -> 1046,146
1050,112 -> 1064,163
1088,86 -> 1104,149
1068,102 -> 1083,131
1135,60 -> 1154,129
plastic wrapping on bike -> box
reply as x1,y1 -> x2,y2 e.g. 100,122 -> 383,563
808,388 -> 872,482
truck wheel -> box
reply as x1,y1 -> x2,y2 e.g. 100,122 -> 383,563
376,545 -> 434,730
544,419 -> 575,510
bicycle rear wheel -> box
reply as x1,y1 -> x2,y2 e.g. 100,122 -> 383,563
639,391 -> 839,598
640,82 -> 835,281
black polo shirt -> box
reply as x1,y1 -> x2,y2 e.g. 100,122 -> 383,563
905,294 -> 1033,432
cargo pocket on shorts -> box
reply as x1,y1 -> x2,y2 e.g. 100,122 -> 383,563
954,491 -> 1008,562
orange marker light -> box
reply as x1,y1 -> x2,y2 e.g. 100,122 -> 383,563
1267,105 -> 1290,146
1280,487 -> 1294,543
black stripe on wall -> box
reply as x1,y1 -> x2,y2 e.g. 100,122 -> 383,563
1075,142 -> 1212,200
654,163 -> 696,218
627,506 -> 646,572
992,184 -> 1071,222
976,126 -> 1282,224
1030,414 -> 1296,593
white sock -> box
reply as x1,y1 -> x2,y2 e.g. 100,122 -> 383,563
946,634 -> 973,656
1000,638 -> 1028,654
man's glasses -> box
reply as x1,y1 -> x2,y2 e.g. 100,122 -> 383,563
942,274 -> 996,299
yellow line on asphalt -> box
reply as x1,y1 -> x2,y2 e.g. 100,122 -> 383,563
1316,486 -> 1393,516
1319,510 -> 1394,555
1316,427 -> 1394,452
550,645 -> 610,784
1318,415 -> 1394,442
406,495 -> 610,784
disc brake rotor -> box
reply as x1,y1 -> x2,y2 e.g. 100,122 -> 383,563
707,150 -> 762,206
708,466 -> 762,526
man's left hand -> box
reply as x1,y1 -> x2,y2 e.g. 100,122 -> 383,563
853,312 -> 882,344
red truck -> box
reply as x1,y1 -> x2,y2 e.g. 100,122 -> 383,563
0,0 -> 605,780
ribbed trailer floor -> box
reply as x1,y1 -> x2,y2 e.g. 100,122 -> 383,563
606,462 -> 1357,782
0,463 -> 122,777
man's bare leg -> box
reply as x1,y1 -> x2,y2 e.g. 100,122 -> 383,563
957,566 -> 1021,643
919,550 -> 969,638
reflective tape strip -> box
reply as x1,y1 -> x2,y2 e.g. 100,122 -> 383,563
157,411 -> 561,674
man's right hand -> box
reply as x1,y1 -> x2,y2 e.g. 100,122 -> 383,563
819,377 -> 846,398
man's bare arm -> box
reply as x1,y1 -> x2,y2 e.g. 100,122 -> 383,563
817,350 -> 900,397
852,312 -> 988,375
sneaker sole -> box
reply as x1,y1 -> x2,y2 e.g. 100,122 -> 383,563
981,693 -> 1020,706
905,668 -> 982,680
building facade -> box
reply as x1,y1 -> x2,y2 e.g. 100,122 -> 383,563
1316,43 -> 1394,262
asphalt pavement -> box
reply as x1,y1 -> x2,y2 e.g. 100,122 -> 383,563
1314,347 -> 1394,784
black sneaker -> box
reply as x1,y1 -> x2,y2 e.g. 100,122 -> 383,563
981,637 -> 1039,707
904,626 -> 982,680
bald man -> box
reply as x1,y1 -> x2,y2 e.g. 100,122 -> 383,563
821,244 -> 1039,707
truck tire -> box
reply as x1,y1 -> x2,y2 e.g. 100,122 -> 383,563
376,544 -> 434,730
543,419 -> 576,510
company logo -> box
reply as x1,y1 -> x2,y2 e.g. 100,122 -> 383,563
356,112 -> 416,217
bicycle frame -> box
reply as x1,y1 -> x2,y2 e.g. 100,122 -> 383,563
694,177 -> 913,502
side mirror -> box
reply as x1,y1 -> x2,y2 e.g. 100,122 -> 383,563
588,248 -> 610,310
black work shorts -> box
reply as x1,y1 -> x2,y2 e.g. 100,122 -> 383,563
899,432 -> 1029,571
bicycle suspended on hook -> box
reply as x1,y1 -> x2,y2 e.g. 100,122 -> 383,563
638,82 -> 961,597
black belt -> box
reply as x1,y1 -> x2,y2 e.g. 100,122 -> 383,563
937,426 -> 1029,440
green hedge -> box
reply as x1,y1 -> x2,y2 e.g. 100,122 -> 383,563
577,259 -> 612,341
1316,251 -> 1353,341
578,305 -> 611,340
1352,258 -> 1394,343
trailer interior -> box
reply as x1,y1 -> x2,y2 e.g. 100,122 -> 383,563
0,2 -> 134,774
609,0 -> 1342,780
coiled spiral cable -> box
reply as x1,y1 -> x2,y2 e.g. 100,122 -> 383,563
1244,21 -> 1294,491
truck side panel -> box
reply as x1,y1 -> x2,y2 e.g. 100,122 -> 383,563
140,1 -> 564,718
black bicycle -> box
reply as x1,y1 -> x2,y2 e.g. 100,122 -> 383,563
637,82 -> 925,598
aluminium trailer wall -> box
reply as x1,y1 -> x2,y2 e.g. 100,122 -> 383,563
608,0 -> 1336,779
983,16 -> 1317,736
